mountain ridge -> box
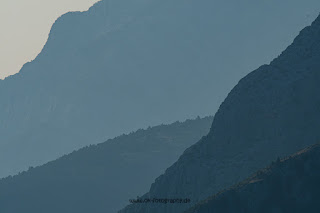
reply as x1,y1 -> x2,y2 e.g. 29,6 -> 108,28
119,13 -> 320,213
184,143 -> 320,213
1,0 -> 319,178
0,116 -> 213,213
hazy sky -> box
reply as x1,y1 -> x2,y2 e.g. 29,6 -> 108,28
0,0 -> 99,79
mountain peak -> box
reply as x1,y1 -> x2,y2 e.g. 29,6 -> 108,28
270,13 -> 320,68
119,13 -> 320,213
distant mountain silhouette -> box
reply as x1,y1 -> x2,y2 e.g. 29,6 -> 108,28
119,13 -> 320,213
184,144 -> 320,213
0,0 -> 319,177
0,116 -> 212,213
0,0 -> 320,176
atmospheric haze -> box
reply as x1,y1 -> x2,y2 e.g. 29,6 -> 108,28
0,0 -> 99,79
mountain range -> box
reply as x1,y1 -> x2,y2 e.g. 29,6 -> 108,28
119,12 -> 320,213
0,116 -> 212,213
1,0 -> 320,178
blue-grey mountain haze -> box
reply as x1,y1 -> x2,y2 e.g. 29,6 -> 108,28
0,0 -> 99,79
120,13 -> 320,213
0,116 -> 213,213
0,0 -> 320,178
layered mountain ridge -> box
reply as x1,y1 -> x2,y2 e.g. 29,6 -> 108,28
0,0 -> 319,178
0,116 -> 213,213
119,13 -> 320,213
184,144 -> 320,213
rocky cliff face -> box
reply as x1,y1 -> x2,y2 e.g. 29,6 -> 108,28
184,144 -> 320,213
0,0 -> 319,177
119,14 -> 320,213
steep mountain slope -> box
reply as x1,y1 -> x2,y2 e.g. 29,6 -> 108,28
184,144 -> 320,213
0,116 -> 212,213
1,0 -> 319,177
119,14 -> 320,213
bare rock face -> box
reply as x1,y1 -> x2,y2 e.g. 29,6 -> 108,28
184,144 -> 320,213
119,14 -> 320,213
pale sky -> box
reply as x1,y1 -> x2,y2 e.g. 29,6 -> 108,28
0,0 -> 100,79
